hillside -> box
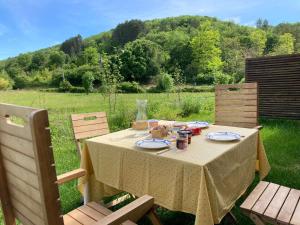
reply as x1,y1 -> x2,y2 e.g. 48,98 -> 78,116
0,15 -> 299,91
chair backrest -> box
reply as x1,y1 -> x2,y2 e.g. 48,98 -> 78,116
71,112 -> 109,140
215,82 -> 258,128
0,103 -> 63,225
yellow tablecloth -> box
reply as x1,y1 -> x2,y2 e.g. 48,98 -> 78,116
78,125 -> 270,225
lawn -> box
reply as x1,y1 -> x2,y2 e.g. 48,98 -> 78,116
0,90 -> 299,225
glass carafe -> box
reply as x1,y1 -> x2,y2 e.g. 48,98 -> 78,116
136,99 -> 148,121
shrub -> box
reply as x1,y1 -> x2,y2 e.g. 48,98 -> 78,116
180,98 -> 201,117
59,80 -> 73,92
118,82 -> 145,93
195,73 -> 214,85
0,77 -> 10,90
181,85 -> 214,93
108,105 -> 135,132
213,71 -> 232,84
70,86 -> 86,93
156,72 -> 174,92
82,71 -> 94,94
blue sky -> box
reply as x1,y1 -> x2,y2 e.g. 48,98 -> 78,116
0,0 -> 299,60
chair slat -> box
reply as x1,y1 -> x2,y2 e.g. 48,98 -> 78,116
67,209 -> 96,225
77,205 -> 106,220
1,145 -> 37,173
71,112 -> 106,121
73,123 -> 109,133
252,183 -> 280,214
0,117 -> 32,141
264,185 -> 290,219
290,199 -> 300,225
9,185 -> 43,216
0,132 -> 34,158
63,214 -> 83,225
241,181 -> 269,211
72,117 -> 108,127
12,198 -> 45,225
6,172 -> 42,203
3,159 -> 39,189
277,189 -> 300,224
75,128 -> 109,140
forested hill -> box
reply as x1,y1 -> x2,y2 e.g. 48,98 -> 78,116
0,15 -> 299,91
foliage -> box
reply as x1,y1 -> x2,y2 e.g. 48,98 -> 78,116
213,71 -> 232,84
195,73 -> 215,85
191,21 -> 223,74
180,97 -> 201,117
156,72 -> 174,92
60,35 -> 83,56
120,39 -> 167,83
112,19 -> 145,46
48,51 -> 65,68
79,47 -> 100,66
31,51 -> 48,70
118,81 -> 145,93
0,77 -> 10,90
1,15 -> 300,90
270,33 -> 295,55
82,71 -> 94,94
59,79 -> 73,92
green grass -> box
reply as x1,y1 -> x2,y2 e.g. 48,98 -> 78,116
0,90 -> 299,225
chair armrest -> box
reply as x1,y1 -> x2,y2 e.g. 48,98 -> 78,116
254,125 -> 263,130
56,168 -> 86,185
95,195 -> 154,225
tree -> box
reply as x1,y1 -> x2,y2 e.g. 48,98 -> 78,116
256,18 -> 269,30
120,39 -> 167,83
270,33 -> 295,55
112,19 -> 145,46
100,54 -> 123,112
191,21 -> 223,73
17,53 -> 31,70
31,52 -> 48,70
60,35 -> 83,56
80,47 -> 100,66
245,29 -> 267,57
48,51 -> 65,68
221,37 -> 244,82
82,71 -> 94,94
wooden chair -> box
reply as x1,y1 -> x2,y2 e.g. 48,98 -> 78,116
71,112 -> 110,157
215,82 -> 262,129
241,181 -> 300,225
0,103 -> 160,225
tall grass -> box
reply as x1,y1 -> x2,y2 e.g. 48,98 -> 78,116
0,90 -> 299,225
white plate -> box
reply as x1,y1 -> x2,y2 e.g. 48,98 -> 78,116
206,132 -> 241,141
187,121 -> 209,128
136,139 -> 171,149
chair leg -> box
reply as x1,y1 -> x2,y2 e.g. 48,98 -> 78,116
147,208 -> 162,225
249,213 -> 265,225
222,212 -> 237,225
76,140 -> 82,158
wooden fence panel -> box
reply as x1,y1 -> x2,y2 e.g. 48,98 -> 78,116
245,54 -> 300,119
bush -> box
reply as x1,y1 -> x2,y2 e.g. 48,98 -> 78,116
59,80 -> 73,92
156,72 -> 174,92
0,77 -> 11,90
118,82 -> 145,93
213,71 -> 232,84
70,86 -> 86,93
82,71 -> 94,94
195,73 -> 214,85
180,98 -> 201,117
181,85 -> 214,93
